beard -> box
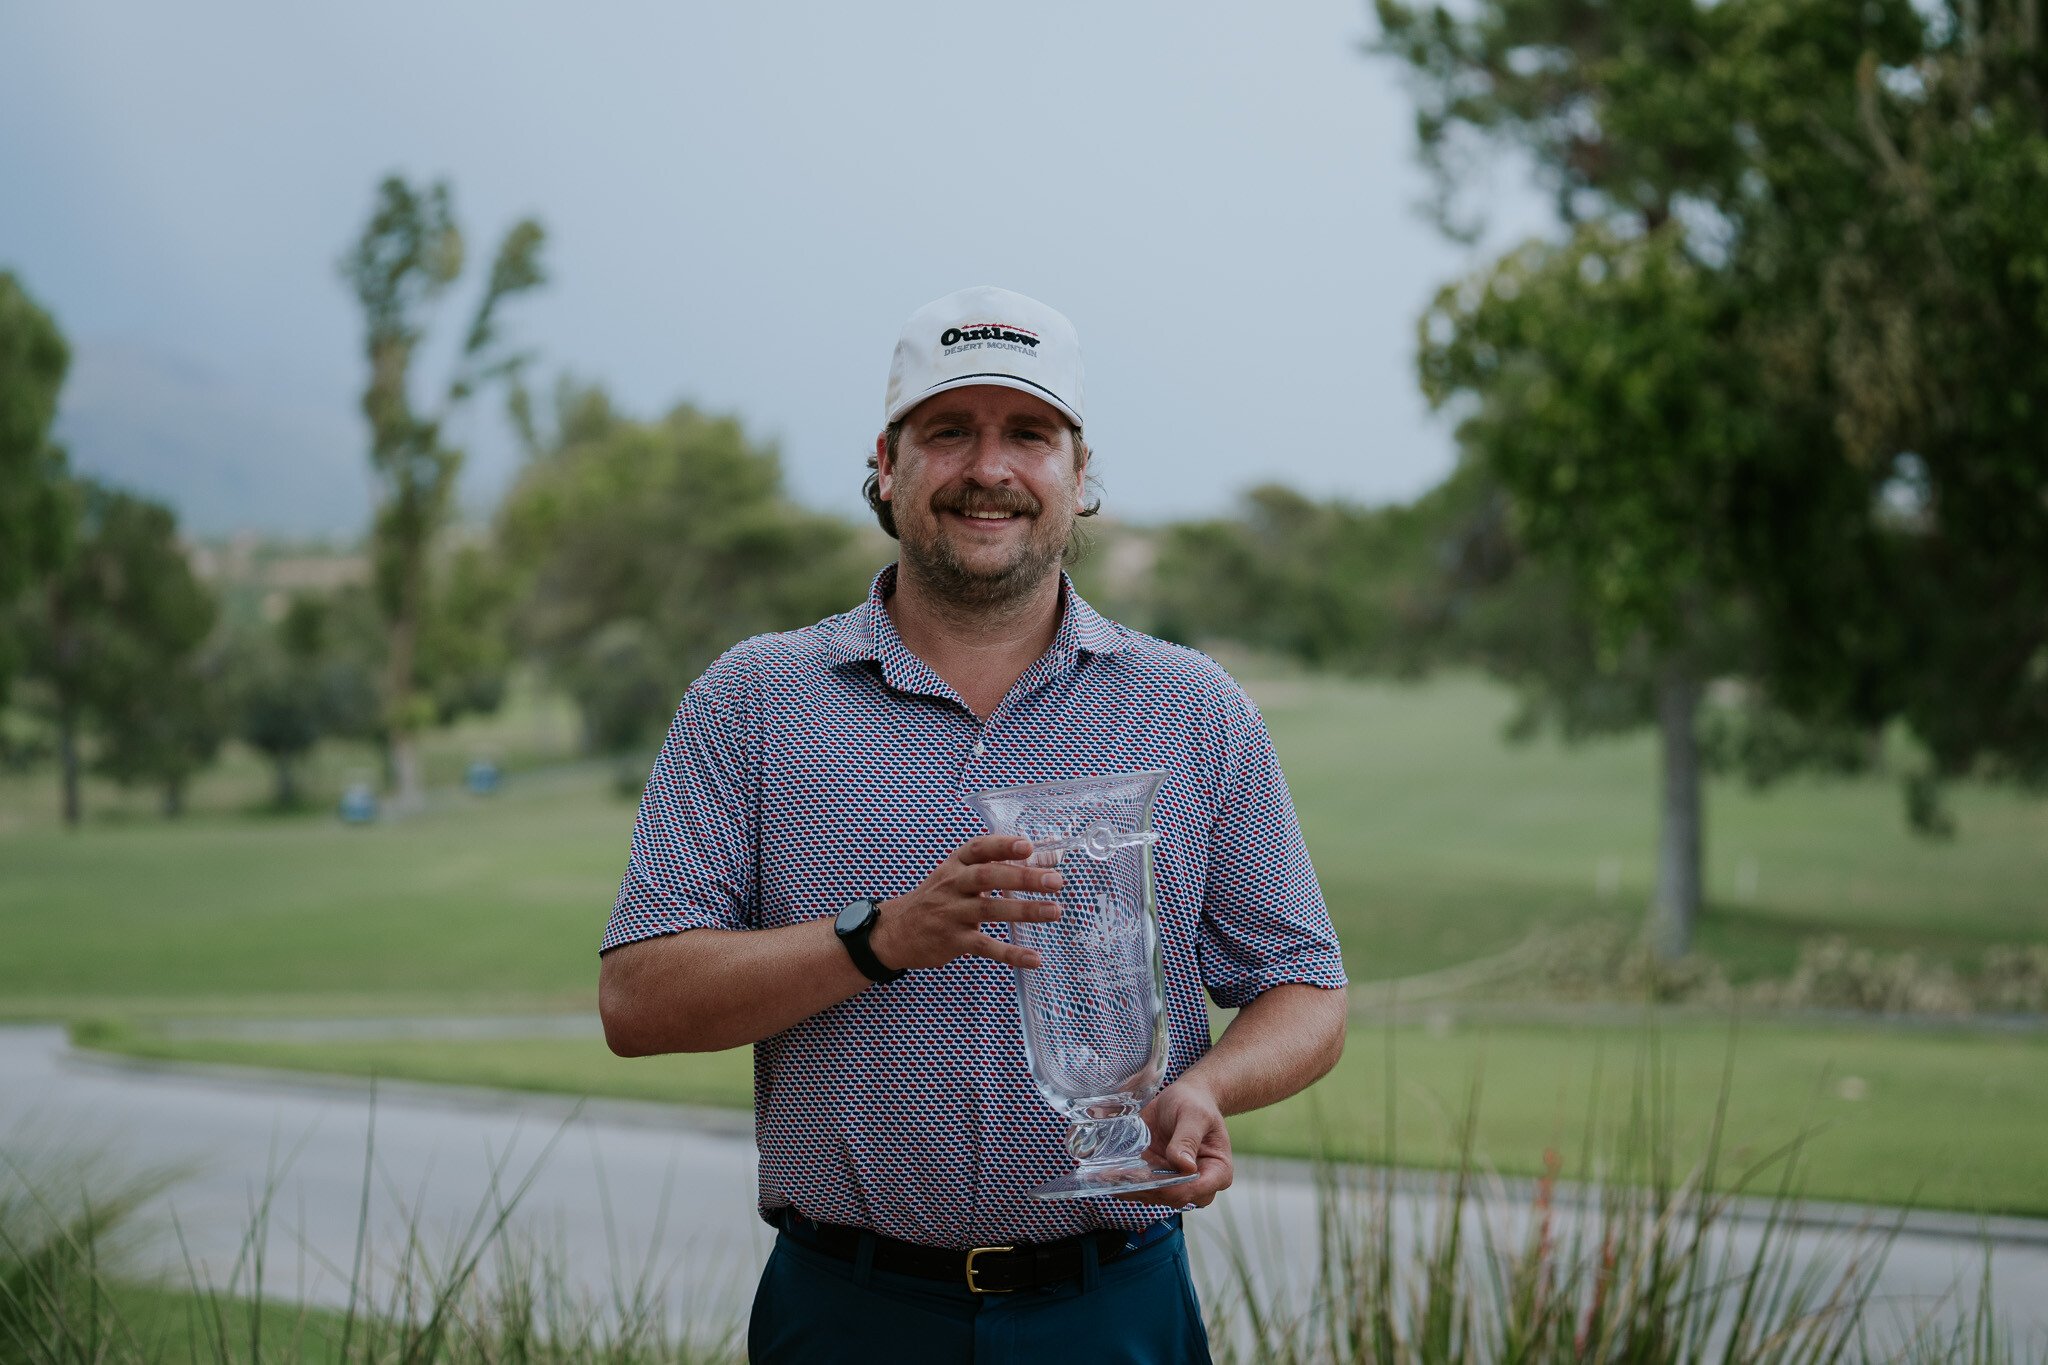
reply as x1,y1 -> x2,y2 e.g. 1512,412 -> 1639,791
898,481 -> 1070,612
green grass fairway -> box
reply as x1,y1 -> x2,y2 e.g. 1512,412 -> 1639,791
0,767 -> 627,1018
1253,673 -> 2048,980
1236,1014 -> 2048,1218
3,672 -> 2044,1018
78,1013 -> 2048,1216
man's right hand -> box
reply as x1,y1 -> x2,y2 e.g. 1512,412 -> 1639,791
867,835 -> 1064,972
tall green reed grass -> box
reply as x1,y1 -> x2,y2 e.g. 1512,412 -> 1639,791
0,1102 -> 742,1365
1198,1019 -> 2031,1363
2,1028 -> 2033,1363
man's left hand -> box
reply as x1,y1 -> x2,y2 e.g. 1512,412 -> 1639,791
1116,1076 -> 1233,1208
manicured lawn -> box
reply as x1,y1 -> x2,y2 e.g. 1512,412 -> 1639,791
78,1012 -> 2048,1217
4,673 -> 2044,1018
1256,672 -> 2048,981
1235,1013 -> 2048,1218
0,768 -> 629,1018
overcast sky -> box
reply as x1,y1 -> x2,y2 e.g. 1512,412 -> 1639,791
0,1 -> 1545,536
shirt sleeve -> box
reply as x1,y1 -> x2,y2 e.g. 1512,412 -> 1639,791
600,646 -> 759,953
1196,682 -> 1348,1008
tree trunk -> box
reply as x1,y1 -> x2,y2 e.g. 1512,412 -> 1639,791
57,704 -> 81,828
273,753 -> 298,809
384,573 -> 425,815
389,734 -> 423,813
1650,659 -> 1704,959
162,773 -> 186,818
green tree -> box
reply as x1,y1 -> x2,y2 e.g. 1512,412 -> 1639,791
1810,0 -> 2048,801
13,480 -> 218,825
497,380 -> 869,762
230,646 -> 320,811
0,272 -> 73,700
225,593 -> 383,809
572,619 -> 676,794
1150,475 -> 1492,677
1372,0 -> 1925,955
305,586 -> 389,747
93,646 -> 228,817
416,542 -> 514,725
1417,228 -> 1836,955
340,175 -> 544,812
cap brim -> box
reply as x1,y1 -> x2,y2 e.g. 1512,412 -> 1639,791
886,373 -> 1083,429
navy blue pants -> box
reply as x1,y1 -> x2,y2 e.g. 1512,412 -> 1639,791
746,1222 -> 1214,1363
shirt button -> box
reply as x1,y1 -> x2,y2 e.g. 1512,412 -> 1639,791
973,739 -> 987,757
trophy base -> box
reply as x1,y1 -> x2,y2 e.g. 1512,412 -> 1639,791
1029,1165 -> 1200,1202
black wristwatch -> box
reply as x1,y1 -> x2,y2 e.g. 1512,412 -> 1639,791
834,898 -> 905,984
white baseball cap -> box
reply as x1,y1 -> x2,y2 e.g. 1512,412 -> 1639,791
883,285 -> 1085,429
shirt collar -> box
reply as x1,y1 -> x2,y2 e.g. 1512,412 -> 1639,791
820,563 -> 1126,682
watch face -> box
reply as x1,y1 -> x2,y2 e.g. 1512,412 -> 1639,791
835,899 -> 873,935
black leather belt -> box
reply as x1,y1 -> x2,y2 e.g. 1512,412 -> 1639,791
773,1208 -> 1179,1294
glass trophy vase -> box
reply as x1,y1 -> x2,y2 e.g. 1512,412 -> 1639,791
970,770 -> 1197,1201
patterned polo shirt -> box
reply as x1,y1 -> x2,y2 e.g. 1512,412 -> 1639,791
602,564 -> 1347,1248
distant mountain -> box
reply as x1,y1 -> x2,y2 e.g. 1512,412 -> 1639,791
53,340 -> 372,536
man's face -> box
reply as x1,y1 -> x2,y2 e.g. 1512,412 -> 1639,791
877,385 -> 1088,610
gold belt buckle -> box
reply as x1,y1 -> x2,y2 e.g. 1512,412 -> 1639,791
964,1243 -> 1016,1294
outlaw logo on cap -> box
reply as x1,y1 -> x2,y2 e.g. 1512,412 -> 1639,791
940,323 -> 1043,353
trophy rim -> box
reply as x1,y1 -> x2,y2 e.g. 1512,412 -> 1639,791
971,768 -> 1172,806
1029,1167 -> 1199,1201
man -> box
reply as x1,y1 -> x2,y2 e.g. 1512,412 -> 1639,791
599,285 -> 1348,1362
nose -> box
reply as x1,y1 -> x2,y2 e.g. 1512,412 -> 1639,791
962,424 -> 1015,486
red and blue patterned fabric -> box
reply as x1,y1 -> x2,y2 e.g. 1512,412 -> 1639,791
602,564 -> 1347,1248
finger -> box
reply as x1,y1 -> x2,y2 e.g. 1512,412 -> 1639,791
984,897 -> 1062,925
969,932 -> 1042,970
955,835 -> 1034,866
1160,1114 -> 1210,1173
962,860 -> 1063,894
1196,1152 -> 1233,1195
1183,1161 -> 1231,1207
1117,1157 -> 1230,1208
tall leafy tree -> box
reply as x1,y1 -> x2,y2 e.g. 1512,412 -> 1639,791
1149,475 -> 1492,678
14,480 -> 218,825
498,380 -> 870,765
416,542 -> 515,724
224,593 -> 383,809
1811,0 -> 2048,802
340,176 -> 544,811
1417,228 -> 1815,955
0,272 -> 72,700
93,646 -> 228,817
1372,0 -> 1924,954
228,611 -> 323,811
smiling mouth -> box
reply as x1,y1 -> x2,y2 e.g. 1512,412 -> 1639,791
948,509 -> 1023,523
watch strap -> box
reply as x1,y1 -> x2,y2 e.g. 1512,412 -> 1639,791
838,898 -> 906,984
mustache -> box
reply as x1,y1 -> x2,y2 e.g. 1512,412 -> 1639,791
931,486 -> 1041,518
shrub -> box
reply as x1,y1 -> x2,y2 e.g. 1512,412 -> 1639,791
1976,946 -> 2048,1015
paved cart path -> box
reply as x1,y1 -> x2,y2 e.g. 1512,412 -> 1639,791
4,1024 -> 2045,1354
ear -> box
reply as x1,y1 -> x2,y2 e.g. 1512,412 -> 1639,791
874,431 -> 894,500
